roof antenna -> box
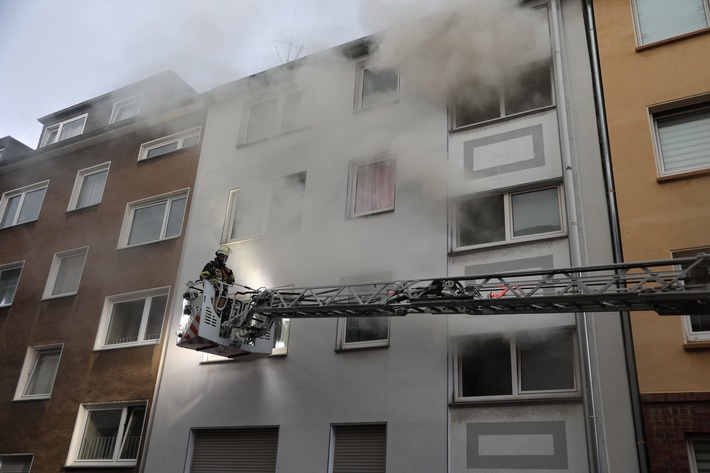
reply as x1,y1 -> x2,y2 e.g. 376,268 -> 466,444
274,5 -> 306,64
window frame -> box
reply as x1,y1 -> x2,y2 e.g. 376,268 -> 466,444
452,184 -> 566,251
42,247 -> 89,300
109,94 -> 143,124
238,87 -> 314,145
223,172 -> 307,243
118,189 -> 189,248
0,261 -> 24,307
66,401 -> 147,468
0,455 -> 34,472
138,127 -> 201,161
651,102 -> 710,177
453,328 -> 580,403
632,0 -> 710,46
0,180 -> 49,229
688,436 -> 710,473
67,162 -> 110,211
354,60 -> 400,111
14,344 -> 63,401
346,155 -> 396,218
94,287 -> 170,351
672,248 -> 710,343
40,113 -> 88,147
451,61 -> 554,130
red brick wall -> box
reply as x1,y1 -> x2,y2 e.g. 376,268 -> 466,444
641,392 -> 710,472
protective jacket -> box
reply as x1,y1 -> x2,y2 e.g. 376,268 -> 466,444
200,260 -> 235,285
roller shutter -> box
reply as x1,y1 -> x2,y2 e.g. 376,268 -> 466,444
190,427 -> 278,473
332,424 -> 386,473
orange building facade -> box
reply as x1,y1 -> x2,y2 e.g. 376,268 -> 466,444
593,1 -> 710,471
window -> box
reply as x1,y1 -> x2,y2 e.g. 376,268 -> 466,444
689,437 -> 710,473
455,329 -> 578,402
95,288 -> 168,349
0,455 -> 33,473
189,428 -> 278,473
43,247 -> 88,299
633,0 -> 710,45
653,103 -> 710,177
67,403 -> 146,467
138,127 -> 201,160
240,88 -> 313,144
0,262 -> 23,307
673,248 -> 710,342
14,345 -> 62,400
40,114 -> 87,147
120,190 -> 188,247
337,272 -> 391,350
110,95 -> 143,124
355,61 -> 399,110
454,186 -> 563,250
453,62 -> 553,129
0,181 -> 48,229
347,157 -> 396,218
68,162 -> 110,210
330,424 -> 386,473
225,172 -> 306,242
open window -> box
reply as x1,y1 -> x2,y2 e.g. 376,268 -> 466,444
0,262 -> 23,307
66,402 -> 146,467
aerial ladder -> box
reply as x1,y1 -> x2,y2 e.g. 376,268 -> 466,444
176,254 -> 710,358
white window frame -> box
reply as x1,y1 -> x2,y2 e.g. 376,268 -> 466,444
118,189 -> 189,248
0,180 -> 49,229
42,247 -> 88,300
223,172 -> 306,243
689,436 -> 710,473
452,61 -> 554,130
109,94 -> 143,124
14,344 -> 63,401
347,155 -> 396,218
0,148 -> 5,160
40,114 -> 88,147
336,272 -> 391,351
354,59 -> 399,111
651,101 -> 710,177
453,185 -> 566,251
632,0 -> 710,46
238,87 -> 313,145
0,261 -> 24,307
138,127 -> 201,161
94,287 -> 170,350
673,248 -> 710,343
66,401 -> 147,468
454,328 -> 580,403
67,162 -> 110,211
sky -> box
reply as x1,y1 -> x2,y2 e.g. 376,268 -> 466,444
0,0 -> 394,148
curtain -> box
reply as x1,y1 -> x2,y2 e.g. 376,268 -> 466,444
25,350 -> 60,395
354,160 -> 395,215
52,252 -> 86,296
76,170 -> 108,208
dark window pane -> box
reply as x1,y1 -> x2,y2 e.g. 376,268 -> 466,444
345,317 -> 388,343
505,64 -> 553,116
519,331 -> 575,391
689,314 -> 710,333
457,195 -> 505,246
511,188 -> 561,237
460,337 -> 512,397
455,85 -> 501,127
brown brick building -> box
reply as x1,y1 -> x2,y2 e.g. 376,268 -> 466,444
592,1 -> 710,471
0,71 -> 205,472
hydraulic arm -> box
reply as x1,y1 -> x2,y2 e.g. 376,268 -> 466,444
176,255 -> 710,358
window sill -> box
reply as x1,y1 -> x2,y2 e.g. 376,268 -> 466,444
41,293 -> 77,301
683,340 -> 710,350
451,231 -> 567,255
450,105 -> 556,134
451,393 -> 581,406
336,342 -> 389,352
13,395 -> 51,402
64,462 -> 137,469
94,340 -> 160,351
118,235 -> 180,250
657,166 -> 710,183
636,27 -> 710,52
0,220 -> 38,230
67,203 -> 100,213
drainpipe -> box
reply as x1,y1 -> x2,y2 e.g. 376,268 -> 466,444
548,1 -> 603,472
580,1 -> 650,472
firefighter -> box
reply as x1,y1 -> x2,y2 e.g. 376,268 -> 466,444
200,246 -> 235,316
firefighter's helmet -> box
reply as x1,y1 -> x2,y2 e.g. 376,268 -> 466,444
216,245 -> 231,257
